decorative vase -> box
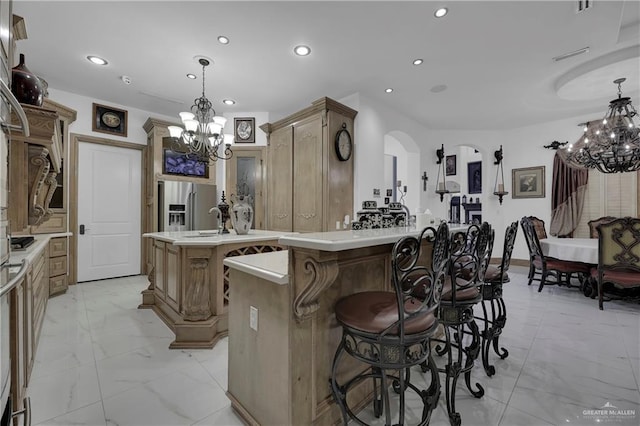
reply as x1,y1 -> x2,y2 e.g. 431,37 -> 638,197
230,194 -> 254,235
12,54 -> 44,106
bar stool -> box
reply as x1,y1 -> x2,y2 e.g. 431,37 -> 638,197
433,222 -> 492,426
329,222 -> 450,426
477,221 -> 517,376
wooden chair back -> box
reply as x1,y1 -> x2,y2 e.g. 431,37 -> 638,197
588,216 -> 617,239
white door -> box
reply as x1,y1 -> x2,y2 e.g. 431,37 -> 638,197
77,142 -> 141,282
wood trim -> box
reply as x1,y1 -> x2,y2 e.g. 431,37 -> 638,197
259,97 -> 357,135
68,133 -> 147,284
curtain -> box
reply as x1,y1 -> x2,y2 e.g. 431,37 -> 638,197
550,152 -> 589,237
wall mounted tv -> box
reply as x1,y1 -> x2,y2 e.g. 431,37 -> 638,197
162,149 -> 209,178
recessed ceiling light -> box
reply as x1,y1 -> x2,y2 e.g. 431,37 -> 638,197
87,55 -> 108,65
385,88 -> 393,93
294,45 -> 311,56
186,73 -> 197,79
413,59 -> 424,65
434,7 -> 448,18
223,99 -> 236,105
218,36 -> 229,45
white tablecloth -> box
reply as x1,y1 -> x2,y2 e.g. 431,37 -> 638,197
540,237 -> 598,264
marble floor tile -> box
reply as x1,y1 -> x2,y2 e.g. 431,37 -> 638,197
103,364 -> 228,426
95,340 -> 201,399
34,402 -> 106,426
27,363 -> 102,425
26,268 -> 640,426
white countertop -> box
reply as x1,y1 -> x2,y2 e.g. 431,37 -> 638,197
278,225 -> 469,252
8,232 -> 71,270
223,250 -> 289,285
143,229 -> 296,246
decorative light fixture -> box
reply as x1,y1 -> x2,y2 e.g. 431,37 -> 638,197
168,58 -> 233,163
493,145 -> 508,204
559,78 -> 640,173
435,144 -> 449,201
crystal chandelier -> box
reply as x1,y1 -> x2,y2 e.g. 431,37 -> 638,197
559,78 -> 640,173
168,58 -> 233,163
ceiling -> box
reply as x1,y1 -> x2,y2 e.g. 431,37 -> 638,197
11,0 -> 640,131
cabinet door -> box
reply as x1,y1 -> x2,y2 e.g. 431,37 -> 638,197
154,240 -> 166,299
293,115 -> 323,232
10,276 -> 26,416
267,126 -> 293,231
165,244 -> 180,312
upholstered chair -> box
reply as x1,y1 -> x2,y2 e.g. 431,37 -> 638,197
588,216 -> 617,239
520,216 -> 590,292
592,217 -> 640,310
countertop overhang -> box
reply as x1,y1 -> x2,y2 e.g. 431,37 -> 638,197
223,250 -> 289,285
142,230 -> 296,246
278,225 -> 469,252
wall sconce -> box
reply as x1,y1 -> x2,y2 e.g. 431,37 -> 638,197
435,144 -> 449,202
493,145 -> 508,204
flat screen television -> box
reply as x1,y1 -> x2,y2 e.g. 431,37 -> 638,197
162,149 -> 209,178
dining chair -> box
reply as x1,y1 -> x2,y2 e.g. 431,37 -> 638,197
520,216 -> 590,292
329,222 -> 450,426
476,220 -> 518,376
592,217 -> 640,310
588,216 -> 617,239
432,222 -> 492,426
525,216 -> 548,240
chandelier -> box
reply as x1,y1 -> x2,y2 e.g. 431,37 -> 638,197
559,78 -> 640,173
168,58 -> 233,163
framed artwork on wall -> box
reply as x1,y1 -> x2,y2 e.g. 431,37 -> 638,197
446,155 -> 456,175
234,117 -> 255,143
467,161 -> 482,194
512,166 -> 545,198
92,103 -> 128,137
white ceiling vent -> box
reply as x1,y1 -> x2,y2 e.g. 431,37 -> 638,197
576,0 -> 593,13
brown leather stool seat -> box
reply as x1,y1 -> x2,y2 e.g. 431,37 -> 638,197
335,291 -> 437,335
484,265 -> 509,283
441,276 -> 480,302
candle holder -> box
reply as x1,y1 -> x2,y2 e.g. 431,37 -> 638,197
218,191 -> 231,234
435,144 -> 450,202
493,145 -> 508,205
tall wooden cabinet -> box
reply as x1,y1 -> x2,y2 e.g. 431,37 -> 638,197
260,97 -> 357,232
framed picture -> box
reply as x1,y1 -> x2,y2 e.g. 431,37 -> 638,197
234,117 -> 255,143
92,103 -> 128,137
512,166 -> 545,198
467,161 -> 482,194
446,155 -> 456,176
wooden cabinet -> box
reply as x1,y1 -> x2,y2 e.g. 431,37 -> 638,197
10,240 -> 51,417
260,97 -> 357,232
8,100 -> 76,235
48,236 -> 68,295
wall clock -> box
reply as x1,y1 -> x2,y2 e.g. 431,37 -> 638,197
335,123 -> 352,161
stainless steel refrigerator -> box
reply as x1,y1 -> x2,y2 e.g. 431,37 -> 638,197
158,181 -> 218,232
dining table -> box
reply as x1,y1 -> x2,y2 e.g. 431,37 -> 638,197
540,237 -> 598,265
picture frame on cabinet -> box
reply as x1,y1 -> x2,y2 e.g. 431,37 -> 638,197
92,103 -> 128,137
467,161 -> 482,194
512,166 -> 545,198
234,117 -> 255,143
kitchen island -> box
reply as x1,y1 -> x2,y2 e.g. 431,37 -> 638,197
224,225 -> 467,425
139,230 -> 292,349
